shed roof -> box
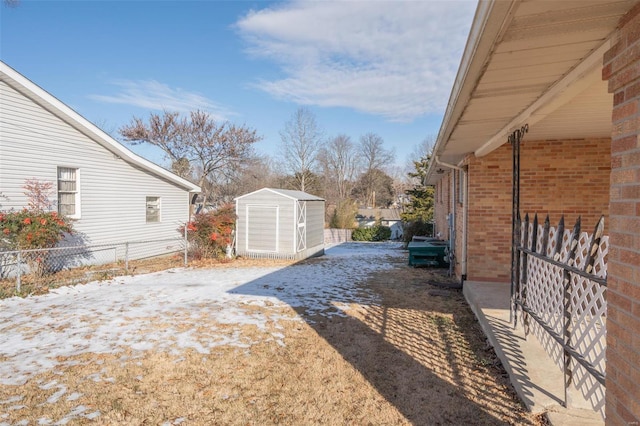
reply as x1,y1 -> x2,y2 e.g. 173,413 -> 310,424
235,188 -> 324,202
425,0 -> 636,184
0,61 -> 201,193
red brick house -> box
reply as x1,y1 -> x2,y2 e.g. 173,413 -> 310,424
426,1 -> 640,423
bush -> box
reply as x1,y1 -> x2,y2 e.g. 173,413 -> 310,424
181,204 -> 235,259
402,220 -> 434,244
352,225 -> 391,242
1,210 -> 74,277
329,199 -> 357,229
0,179 -> 75,278
1,210 -> 73,250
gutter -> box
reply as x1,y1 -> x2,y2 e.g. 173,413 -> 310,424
434,156 -> 463,172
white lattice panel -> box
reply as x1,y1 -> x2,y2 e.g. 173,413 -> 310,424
526,254 -> 564,369
518,216 -> 607,417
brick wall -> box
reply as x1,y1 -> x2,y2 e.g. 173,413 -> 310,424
602,3 -> 640,424
465,138 -> 611,282
465,146 -> 513,282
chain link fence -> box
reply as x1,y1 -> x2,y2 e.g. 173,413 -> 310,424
0,237 -> 187,297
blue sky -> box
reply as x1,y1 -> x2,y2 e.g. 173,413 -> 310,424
1,0 -> 476,169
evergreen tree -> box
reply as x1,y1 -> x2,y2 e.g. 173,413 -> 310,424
401,156 -> 434,240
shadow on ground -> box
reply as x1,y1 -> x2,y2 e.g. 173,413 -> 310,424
231,243 -> 540,425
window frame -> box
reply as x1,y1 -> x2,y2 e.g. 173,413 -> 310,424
146,196 -> 161,223
57,166 -> 80,219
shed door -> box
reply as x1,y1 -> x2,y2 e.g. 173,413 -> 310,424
297,201 -> 306,252
246,205 -> 278,252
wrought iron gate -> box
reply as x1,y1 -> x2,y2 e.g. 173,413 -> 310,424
507,124 -> 607,416
512,213 -> 608,417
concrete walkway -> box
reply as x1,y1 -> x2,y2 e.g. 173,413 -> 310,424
463,281 -> 603,426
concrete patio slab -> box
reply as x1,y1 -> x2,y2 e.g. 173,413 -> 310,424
463,281 -> 603,426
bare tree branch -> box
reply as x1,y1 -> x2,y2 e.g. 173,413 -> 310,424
358,133 -> 395,207
279,107 -> 324,192
318,134 -> 358,201
120,110 -> 262,205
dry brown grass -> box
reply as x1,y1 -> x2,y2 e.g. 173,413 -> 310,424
0,254 -> 188,299
0,252 -> 546,425
0,254 -> 297,300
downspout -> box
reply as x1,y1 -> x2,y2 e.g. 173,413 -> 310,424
462,167 -> 468,284
450,172 -> 455,277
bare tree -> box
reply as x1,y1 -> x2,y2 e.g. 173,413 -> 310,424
208,154 -> 280,204
279,107 -> 324,192
386,165 -> 411,208
120,110 -> 261,206
318,134 -> 358,201
358,133 -> 395,207
405,135 -> 435,179
352,168 -> 395,208
360,133 -> 394,171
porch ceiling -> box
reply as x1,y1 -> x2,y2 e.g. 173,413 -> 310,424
427,0 -> 637,184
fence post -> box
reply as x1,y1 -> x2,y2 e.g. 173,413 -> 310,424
515,214 -> 529,329
563,216 -> 581,408
184,222 -> 188,267
124,242 -> 129,274
16,250 -> 22,293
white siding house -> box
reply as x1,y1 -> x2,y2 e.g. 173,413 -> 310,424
0,61 -> 200,261
235,188 -> 325,260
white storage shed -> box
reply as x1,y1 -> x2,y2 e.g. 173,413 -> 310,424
235,188 -> 325,260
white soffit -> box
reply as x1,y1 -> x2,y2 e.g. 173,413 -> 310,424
433,0 -> 636,167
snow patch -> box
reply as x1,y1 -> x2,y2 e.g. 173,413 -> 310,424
0,243 -> 402,387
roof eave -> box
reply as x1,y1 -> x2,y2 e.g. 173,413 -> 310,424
426,0 -> 518,185
0,61 -> 201,193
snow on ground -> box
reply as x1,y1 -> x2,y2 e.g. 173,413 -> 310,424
0,242 -> 404,388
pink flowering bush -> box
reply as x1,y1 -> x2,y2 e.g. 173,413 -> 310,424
1,210 -> 73,250
0,179 -> 74,277
180,204 -> 235,260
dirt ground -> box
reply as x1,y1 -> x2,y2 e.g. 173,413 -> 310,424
0,248 -> 546,425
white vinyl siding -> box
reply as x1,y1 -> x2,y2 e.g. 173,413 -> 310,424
57,167 -> 79,218
146,196 -> 160,223
0,79 -> 191,247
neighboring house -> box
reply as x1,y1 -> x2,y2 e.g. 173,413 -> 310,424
0,61 -> 200,261
235,188 -> 325,260
424,1 -> 639,423
356,208 -> 403,240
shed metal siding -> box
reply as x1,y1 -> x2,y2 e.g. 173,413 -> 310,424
305,200 -> 325,249
0,80 -> 190,256
236,192 -> 294,255
245,205 -> 278,252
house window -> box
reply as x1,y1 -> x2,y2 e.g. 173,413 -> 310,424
146,197 -> 160,222
57,167 -> 79,218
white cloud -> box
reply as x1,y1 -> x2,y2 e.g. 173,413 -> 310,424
89,80 -> 233,121
236,0 -> 476,122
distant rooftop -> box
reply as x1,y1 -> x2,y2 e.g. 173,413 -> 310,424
357,208 -> 402,221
